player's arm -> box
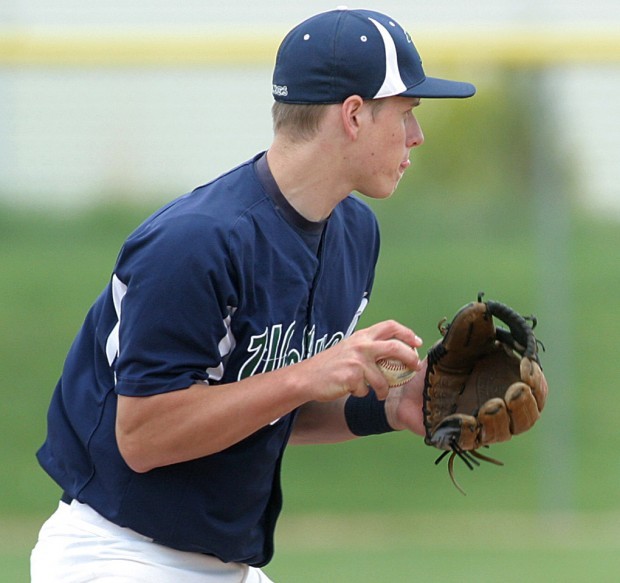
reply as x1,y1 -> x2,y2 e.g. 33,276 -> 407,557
289,357 -> 427,445
116,320 -> 422,472
116,366 -> 310,472
288,397 -> 352,445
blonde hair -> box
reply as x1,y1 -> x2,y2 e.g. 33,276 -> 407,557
271,102 -> 330,142
271,99 -> 385,142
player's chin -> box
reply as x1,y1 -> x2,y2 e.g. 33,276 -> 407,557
383,175 -> 405,198
357,172 -> 404,200
390,164 -> 410,194
362,187 -> 397,200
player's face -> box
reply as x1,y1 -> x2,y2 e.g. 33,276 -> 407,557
355,96 -> 424,199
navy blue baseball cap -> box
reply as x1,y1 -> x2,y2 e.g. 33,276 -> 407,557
272,7 -> 476,103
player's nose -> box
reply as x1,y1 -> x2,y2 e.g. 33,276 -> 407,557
407,116 -> 424,148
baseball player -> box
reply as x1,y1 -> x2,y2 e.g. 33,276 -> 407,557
31,7 -> 475,582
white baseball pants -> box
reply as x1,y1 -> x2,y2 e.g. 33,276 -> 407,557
31,500 -> 275,582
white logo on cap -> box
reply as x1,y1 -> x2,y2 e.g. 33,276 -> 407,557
272,84 -> 288,97
368,17 -> 407,99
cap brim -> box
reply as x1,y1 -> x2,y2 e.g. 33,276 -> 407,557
401,76 -> 476,98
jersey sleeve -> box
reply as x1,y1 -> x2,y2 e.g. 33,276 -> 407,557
111,212 -> 237,397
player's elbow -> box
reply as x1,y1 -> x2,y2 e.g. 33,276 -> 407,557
116,425 -> 156,474
115,396 -> 159,473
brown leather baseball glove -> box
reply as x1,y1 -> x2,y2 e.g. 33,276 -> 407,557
423,293 -> 548,494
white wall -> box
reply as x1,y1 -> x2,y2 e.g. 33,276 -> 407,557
3,0 -> 618,27
1,1 -> 619,212
2,66 -> 274,206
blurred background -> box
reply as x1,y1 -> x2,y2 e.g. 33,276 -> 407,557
1,1 -> 619,581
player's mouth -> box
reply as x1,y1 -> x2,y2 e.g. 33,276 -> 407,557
399,159 -> 411,173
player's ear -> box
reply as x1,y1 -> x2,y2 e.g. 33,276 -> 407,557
340,95 -> 365,140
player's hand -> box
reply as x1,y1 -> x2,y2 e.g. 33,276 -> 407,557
384,357 -> 427,436
296,320 -> 423,403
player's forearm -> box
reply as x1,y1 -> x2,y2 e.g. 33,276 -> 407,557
288,397 -> 356,445
116,368 -> 310,473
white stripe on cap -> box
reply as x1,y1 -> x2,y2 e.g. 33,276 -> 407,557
368,17 -> 407,99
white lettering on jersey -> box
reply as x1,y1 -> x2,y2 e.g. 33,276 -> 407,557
238,296 -> 370,381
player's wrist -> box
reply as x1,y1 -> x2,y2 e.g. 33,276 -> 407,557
344,390 -> 396,436
383,387 -> 406,431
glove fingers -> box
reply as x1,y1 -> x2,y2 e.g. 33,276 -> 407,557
478,398 -> 512,445
520,357 -> 547,412
429,414 -> 478,451
505,382 -> 540,434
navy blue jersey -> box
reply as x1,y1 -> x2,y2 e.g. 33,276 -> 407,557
37,152 -> 380,566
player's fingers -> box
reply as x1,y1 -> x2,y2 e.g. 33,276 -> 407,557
362,367 -> 391,401
365,320 -> 423,350
348,382 -> 372,399
377,338 -> 422,372
369,383 -> 390,401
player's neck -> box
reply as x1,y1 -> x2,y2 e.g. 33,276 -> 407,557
266,140 -> 354,222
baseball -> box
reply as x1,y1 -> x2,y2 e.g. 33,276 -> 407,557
376,356 -> 417,388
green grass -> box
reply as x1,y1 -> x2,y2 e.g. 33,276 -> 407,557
2,201 -> 619,580
0,518 -> 39,581
264,511 -> 620,582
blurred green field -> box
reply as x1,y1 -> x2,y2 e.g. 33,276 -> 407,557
266,511 -> 620,582
2,80 -> 620,580
3,198 -> 620,581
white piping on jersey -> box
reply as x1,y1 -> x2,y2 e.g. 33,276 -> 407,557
206,307 -> 237,382
369,17 -> 408,99
105,274 -> 127,368
345,293 -> 369,338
